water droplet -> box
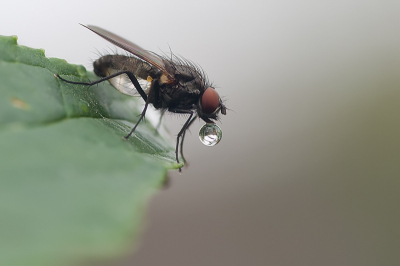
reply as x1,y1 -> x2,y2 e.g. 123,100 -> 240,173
199,124 -> 222,146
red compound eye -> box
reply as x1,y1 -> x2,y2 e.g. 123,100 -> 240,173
201,87 -> 220,114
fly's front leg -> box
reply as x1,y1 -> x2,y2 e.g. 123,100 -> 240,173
169,107 -> 196,172
180,115 -> 197,165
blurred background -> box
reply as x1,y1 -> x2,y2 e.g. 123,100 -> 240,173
2,0 -> 400,265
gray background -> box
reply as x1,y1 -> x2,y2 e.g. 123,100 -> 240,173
2,1 -> 400,265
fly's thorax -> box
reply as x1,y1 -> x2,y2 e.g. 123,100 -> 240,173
157,81 -> 200,110
163,60 -> 207,90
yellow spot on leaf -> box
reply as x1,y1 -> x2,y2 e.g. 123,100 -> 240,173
10,97 -> 30,110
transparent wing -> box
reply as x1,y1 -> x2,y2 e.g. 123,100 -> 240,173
83,24 -> 173,81
105,68 -> 151,97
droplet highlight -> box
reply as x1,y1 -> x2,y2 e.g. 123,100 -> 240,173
199,124 -> 222,146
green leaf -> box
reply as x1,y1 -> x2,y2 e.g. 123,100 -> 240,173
0,35 -> 179,266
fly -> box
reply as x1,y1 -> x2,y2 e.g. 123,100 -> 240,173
55,24 -> 227,172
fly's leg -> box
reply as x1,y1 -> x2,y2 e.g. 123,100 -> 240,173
180,115 -> 197,165
154,111 -> 166,134
176,112 -> 194,172
55,72 -> 157,139
169,108 -> 196,172
124,100 -> 149,139
123,80 -> 158,139
55,71 -> 148,101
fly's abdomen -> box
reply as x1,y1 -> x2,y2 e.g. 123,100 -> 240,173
93,55 -> 156,96
93,55 -> 154,79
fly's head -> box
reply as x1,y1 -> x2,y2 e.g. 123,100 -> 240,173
197,86 -> 227,123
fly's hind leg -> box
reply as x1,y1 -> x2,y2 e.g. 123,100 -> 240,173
55,71 -> 157,139
55,71 -> 148,101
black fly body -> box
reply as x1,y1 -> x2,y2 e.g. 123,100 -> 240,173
55,25 -> 227,172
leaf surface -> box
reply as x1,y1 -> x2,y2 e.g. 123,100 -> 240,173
0,35 -> 178,266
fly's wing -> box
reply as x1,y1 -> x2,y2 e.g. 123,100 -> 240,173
95,55 -> 154,97
106,69 -> 151,97
83,24 -> 174,82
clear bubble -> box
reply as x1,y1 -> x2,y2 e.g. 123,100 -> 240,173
199,123 -> 222,146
